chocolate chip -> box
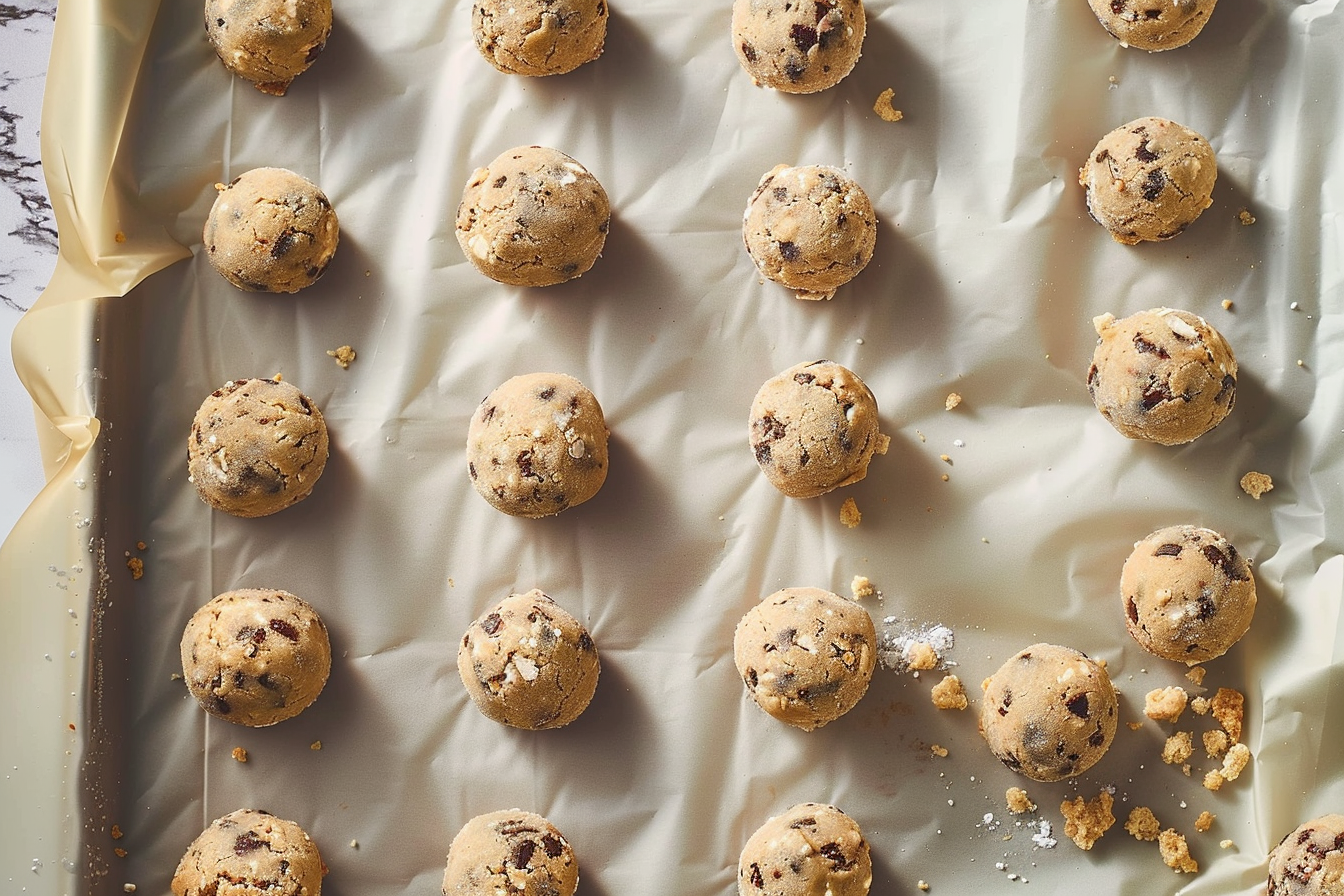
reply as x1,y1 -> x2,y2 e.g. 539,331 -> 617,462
1109,0 -> 1125,11
784,58 -> 807,81
468,462 -> 477,480
1095,148 -> 1111,164
1133,334 -> 1170,359
819,843 -> 854,870
538,387 -> 556,401
789,816 -> 817,829
749,863 -> 765,889
541,834 -> 565,858
1088,725 -> 1107,747
578,631 -> 594,652
778,241 -> 801,261
512,839 -> 536,868
268,619 -> 300,642
1141,169 -> 1166,202
1141,382 -> 1174,410
790,23 -> 818,52
1066,694 -> 1090,718
740,42 -> 758,63
1135,143 -> 1160,163
1154,543 -> 1183,557
233,833 -> 267,855
482,613 -> 503,635
305,42 -> 325,63
493,175 -> 507,188
794,372 -> 815,385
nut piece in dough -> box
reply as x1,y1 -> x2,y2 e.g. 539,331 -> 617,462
732,0 -> 866,94
204,0 -> 332,95
204,168 -> 339,293
187,378 -> 330,518
734,587 -> 876,731
456,146 -> 610,287
1121,525 -> 1256,664
457,589 -> 599,730
172,808 -> 324,896
1087,307 -> 1237,445
1079,117 -> 1216,244
1267,814 -> 1344,896
743,164 -> 877,301
978,643 -> 1118,782
472,0 -> 606,75
1087,0 -> 1218,51
180,588 -> 332,727
749,360 -> 886,499
466,372 -> 609,518
738,803 -> 872,896
443,810 -> 577,896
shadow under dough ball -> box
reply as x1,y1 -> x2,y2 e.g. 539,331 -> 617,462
732,0 -> 865,93
1087,0 -> 1219,51
1267,814 -> 1344,896
204,0 -> 332,95
172,809 -> 324,896
738,803 -> 872,896
472,0 -> 607,75
443,810 -> 578,896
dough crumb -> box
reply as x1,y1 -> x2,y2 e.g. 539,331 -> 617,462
875,433 -> 891,455
873,88 -> 904,122
114,847 -> 128,858
930,674 -> 968,710
945,392 -> 962,410
123,885 -> 137,893
111,824 -> 124,840
1186,666 -> 1207,686
1162,731 -> 1193,766
939,453 -> 952,464
231,746 -> 248,763
1211,688 -> 1245,742
850,575 -> 876,600
1145,686 -> 1188,722
1060,791 -> 1115,850
1220,839 -> 1235,849
840,497 -> 862,528
1125,807 -> 1161,841
940,473 -> 950,482
1239,471 -> 1273,499
1006,787 -> 1036,815
310,740 -> 323,751
1194,811 -> 1215,833
917,882 -> 930,892
1190,696 -> 1211,716
1238,208 -> 1257,226
126,556 -> 144,580
1203,729 -> 1230,758
115,231 -> 127,243
907,641 -> 939,671
1159,829 -> 1199,873
327,345 -> 357,369
1126,721 -> 1144,731
930,744 -> 948,758
1221,299 -> 1234,311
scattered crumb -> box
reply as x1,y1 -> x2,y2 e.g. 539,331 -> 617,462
1221,299 -> 1234,311
272,371 -> 283,381
123,886 -> 137,893
114,231 -> 127,243
114,848 -> 128,858
1127,721 -> 1144,731
1194,811 -> 1215,833
1159,829 -> 1199,873
135,541 -> 147,551
1238,208 -> 1257,226
350,840 -> 359,849
111,824 -> 124,840
840,497 -> 862,529
1211,688 -> 1245,742
1240,471 -> 1274,499
1220,839 -> 1235,849
1125,807 -> 1161,841
850,575 -> 876,601
310,740 -> 323,751
879,620 -> 954,673
1145,686 -> 1189,722
1162,731 -> 1194,767
1006,787 -> 1036,815
873,88 -> 904,122
930,674 -> 968,710
939,453 -> 952,465
1203,729 -> 1230,758
1092,312 -> 1116,335
1190,696 -> 1210,716
875,434 -> 891,455
1203,743 -> 1252,791
1060,791 -> 1115,850
126,556 -> 144,580
940,473 -> 950,482
917,882 -> 929,892
231,747 -> 248,763
945,392 -> 962,411
1186,666 -> 1207,686
907,642 -> 939,671
327,345 -> 357,369
930,744 -> 948,758
916,430 -> 926,443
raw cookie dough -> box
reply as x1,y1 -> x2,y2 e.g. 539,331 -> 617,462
172,808 -> 324,896
466,372 -> 609,517
749,360 -> 886,498
1087,0 -> 1218,51
979,643 -> 1119,782
743,164 -> 877,301
456,146 -> 610,287
732,0 -> 866,94
1079,117 -> 1217,244
204,168 -> 339,293
458,589 -> 600,730
738,803 -> 872,896
188,378 -> 330,517
1121,524 -> 1257,664
1087,307 -> 1237,445
205,0 -> 332,95
180,588 -> 332,727
443,809 -> 578,896
1268,814 -> 1344,896
472,0 -> 607,75
734,587 -> 877,731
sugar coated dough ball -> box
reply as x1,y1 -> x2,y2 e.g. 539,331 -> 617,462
204,0 -> 332,95
732,0 -> 865,93
1079,117 -> 1216,244
456,146 -> 610,287
1268,814 -> 1344,896
204,168 -> 339,293
749,360 -> 884,499
1087,307 -> 1237,446
473,0 -> 607,75
172,808 -> 324,896
188,378 -> 330,518
466,372 -> 609,517
743,164 -> 877,301
738,803 -> 872,896
180,588 -> 332,727
1088,0 -> 1218,51
443,810 -> 578,896
458,589 -> 600,730
734,587 -> 876,731
979,643 -> 1119,782
1121,525 -> 1257,664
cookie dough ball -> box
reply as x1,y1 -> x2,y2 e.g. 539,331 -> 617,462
1087,307 -> 1237,445
443,810 -> 578,896
458,589 -> 600,730
743,164 -> 877,301
1079,117 -> 1217,244
1268,814 -> 1344,896
456,146 -> 610,287
204,168 -> 339,293
180,588 -> 332,727
734,587 -> 876,731
466,372 -> 609,518
749,360 -> 886,499
172,808 -> 324,896
732,0 -> 865,93
1121,525 -> 1256,665
188,378 -> 330,518
204,0 -> 332,96
979,643 -> 1118,782
472,0 -> 606,75
1088,0 -> 1218,51
738,803 -> 872,896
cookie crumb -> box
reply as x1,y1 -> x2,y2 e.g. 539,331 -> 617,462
126,556 -> 144,580
1061,791 -> 1115,850
350,840 -> 359,849
1239,471 -> 1273,499
1221,299 -> 1234,311
114,847 -> 128,858
1125,807 -> 1161,841
1211,688 -> 1244,742
940,473 -> 950,482
945,392 -> 962,411
907,641 -> 939,671
1159,829 -> 1198,873
111,824 -> 124,840
1194,811 -> 1215,833
1202,743 -> 1251,791
310,740 -> 323,751
930,744 -> 948,758
917,881 -> 930,892
840,497 -> 862,528
123,886 -> 137,893
850,575 -> 876,600
327,345 -> 357,369
1144,686 -> 1188,722
1186,666 -> 1207,686
939,454 -> 952,465
1238,208 -> 1256,226
1190,696 -> 1211,716
1203,729 -> 1230,758
1126,720 -> 1144,731
231,746 -> 248,763
1006,787 -> 1036,815
1220,839 -> 1235,849
930,674 -> 968,710
115,231 -> 127,243
135,540 -> 147,551
875,433 -> 891,455
873,88 -> 904,122
1162,731 -> 1193,767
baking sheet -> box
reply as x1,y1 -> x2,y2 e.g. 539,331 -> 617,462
3,0 -> 1344,894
